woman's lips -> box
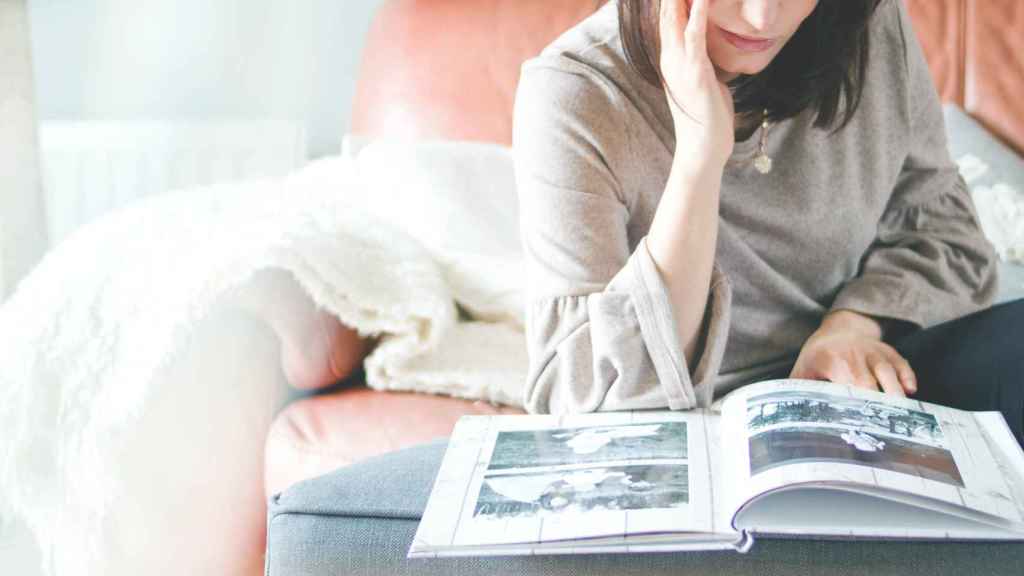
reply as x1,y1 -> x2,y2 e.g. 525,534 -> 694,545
719,27 -> 777,52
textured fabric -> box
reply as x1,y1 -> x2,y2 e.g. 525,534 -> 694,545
0,148 -> 530,575
265,439 -> 1024,576
513,0 -> 999,414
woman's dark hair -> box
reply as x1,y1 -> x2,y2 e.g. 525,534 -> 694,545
618,0 -> 885,132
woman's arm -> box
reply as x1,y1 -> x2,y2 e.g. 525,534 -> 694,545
514,60 -> 732,414
791,1 -> 998,395
646,0 -> 734,362
828,0 -> 998,330
513,0 -> 736,415
648,161 -> 722,362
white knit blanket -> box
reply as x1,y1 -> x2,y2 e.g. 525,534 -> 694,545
0,144 -> 528,575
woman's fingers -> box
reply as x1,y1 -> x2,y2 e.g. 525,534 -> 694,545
873,342 -> 917,395
822,352 -> 887,395
660,0 -> 709,61
791,333 -> 920,398
869,356 -> 906,397
660,0 -> 688,53
684,0 -> 710,58
848,357 -> 882,393
825,355 -> 859,390
887,351 -> 918,394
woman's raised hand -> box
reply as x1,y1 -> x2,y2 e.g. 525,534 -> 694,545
659,0 -> 736,172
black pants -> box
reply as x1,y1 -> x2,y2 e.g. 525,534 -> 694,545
885,298 -> 1024,447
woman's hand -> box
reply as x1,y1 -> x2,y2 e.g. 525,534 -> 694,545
659,0 -> 736,172
789,310 -> 918,397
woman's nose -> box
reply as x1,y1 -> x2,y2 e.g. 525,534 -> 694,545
740,0 -> 778,32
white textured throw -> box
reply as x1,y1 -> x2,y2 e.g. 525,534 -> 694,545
0,140 -> 528,575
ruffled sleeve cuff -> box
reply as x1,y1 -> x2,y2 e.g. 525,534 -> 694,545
607,236 -> 733,409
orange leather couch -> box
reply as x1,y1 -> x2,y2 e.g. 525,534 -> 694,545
264,0 -> 1024,499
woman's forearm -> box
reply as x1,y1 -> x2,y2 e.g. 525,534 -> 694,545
646,156 -> 723,362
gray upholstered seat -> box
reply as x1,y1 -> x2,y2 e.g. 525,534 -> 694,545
265,439 -> 1024,576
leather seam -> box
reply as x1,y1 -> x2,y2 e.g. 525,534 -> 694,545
268,423 -> 361,461
959,0 -> 967,106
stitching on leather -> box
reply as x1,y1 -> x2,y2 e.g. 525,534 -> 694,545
268,422 -> 359,461
959,0 -> 967,106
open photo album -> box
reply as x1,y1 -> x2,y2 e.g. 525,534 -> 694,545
408,379 -> 1024,557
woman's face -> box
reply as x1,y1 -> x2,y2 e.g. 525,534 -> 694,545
700,0 -> 819,81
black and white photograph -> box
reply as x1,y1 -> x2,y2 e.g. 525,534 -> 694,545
472,464 -> 690,520
748,426 -> 965,486
486,422 -> 688,471
747,391 -> 945,445
746,391 -> 963,486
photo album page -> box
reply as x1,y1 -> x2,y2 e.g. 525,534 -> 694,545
409,410 -> 746,557
719,379 -> 1024,538
410,379 -> 1024,558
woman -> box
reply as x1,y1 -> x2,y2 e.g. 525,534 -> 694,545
512,0 -> 1023,444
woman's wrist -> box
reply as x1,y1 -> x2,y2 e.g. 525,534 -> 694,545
670,149 -> 727,185
818,309 -> 883,340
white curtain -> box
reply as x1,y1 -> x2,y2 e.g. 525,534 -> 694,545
0,0 -> 48,300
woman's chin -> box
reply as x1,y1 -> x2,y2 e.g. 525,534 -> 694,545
716,61 -> 770,81
711,50 -> 777,79
714,66 -> 741,83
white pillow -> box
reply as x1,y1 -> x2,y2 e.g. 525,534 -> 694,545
943,105 -> 1024,303
944,105 -> 1024,265
344,134 -> 526,327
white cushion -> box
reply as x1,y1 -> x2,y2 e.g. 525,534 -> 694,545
943,105 -> 1024,302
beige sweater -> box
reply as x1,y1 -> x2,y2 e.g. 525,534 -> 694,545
512,0 -> 999,414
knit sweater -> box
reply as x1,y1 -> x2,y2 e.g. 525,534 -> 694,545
512,0 -> 999,414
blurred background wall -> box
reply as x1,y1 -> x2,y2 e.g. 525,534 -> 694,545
1,0 -> 47,299
21,0 -> 388,257
4,5 -> 392,570
30,0 -> 386,160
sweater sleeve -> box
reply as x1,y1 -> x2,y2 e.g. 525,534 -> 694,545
513,57 -> 732,415
829,0 -> 999,330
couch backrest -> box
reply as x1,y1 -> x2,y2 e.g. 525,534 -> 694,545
351,0 -> 603,144
905,0 -> 1024,156
353,0 -> 1024,156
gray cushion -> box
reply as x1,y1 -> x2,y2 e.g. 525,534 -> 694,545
944,104 -> 1024,194
266,439 -> 1024,576
943,104 -> 1024,305
1000,263 -> 1024,304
